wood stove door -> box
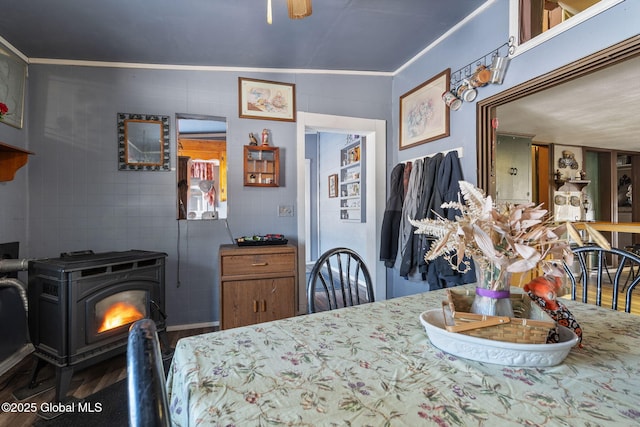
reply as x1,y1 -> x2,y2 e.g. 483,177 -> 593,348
84,283 -> 152,345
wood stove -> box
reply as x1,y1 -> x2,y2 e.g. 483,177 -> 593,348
26,250 -> 167,402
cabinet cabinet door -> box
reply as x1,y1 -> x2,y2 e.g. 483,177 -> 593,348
258,277 -> 295,323
221,277 -> 294,328
222,280 -> 263,329
496,135 -> 532,204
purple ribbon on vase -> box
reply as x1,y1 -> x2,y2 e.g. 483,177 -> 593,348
475,287 -> 510,299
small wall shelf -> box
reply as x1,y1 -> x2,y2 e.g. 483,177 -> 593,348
339,136 -> 365,222
554,179 -> 590,191
0,142 -> 34,182
244,145 -> 280,187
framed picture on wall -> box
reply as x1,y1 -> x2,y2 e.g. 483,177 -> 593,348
0,41 -> 27,129
399,68 -> 450,150
238,77 -> 296,122
117,113 -> 171,171
328,174 -> 338,198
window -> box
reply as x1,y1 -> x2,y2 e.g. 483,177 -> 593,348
509,0 -> 623,56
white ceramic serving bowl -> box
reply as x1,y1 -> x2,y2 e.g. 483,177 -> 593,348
420,309 -> 579,367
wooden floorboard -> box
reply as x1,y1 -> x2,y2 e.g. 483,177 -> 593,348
0,326 -> 215,427
558,267 -> 640,315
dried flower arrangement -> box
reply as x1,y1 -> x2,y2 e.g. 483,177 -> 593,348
409,181 -> 606,289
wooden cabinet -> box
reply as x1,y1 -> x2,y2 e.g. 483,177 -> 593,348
339,136 -> 365,222
219,244 -> 296,329
244,145 -> 280,187
495,134 -> 531,204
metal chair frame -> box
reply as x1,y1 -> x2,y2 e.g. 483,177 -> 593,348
307,247 -> 373,314
563,245 -> 640,313
127,319 -> 171,427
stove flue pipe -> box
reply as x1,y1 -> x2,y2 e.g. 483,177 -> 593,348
0,258 -> 30,314
0,278 -> 28,314
0,258 -> 29,273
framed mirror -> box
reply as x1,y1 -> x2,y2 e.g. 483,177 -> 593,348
118,113 -> 170,171
176,113 -> 227,220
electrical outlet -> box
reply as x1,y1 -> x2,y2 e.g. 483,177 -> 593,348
278,205 -> 294,217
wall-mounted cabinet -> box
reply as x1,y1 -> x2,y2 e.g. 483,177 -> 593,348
0,142 -> 33,182
244,145 -> 279,187
339,136 -> 365,222
495,134 -> 531,205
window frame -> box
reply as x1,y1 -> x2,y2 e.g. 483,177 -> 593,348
509,0 -> 624,57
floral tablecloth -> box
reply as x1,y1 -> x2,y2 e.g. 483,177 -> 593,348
166,286 -> 640,426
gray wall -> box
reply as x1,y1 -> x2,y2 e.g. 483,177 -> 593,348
9,67 -> 390,327
1,0 -> 638,325
0,100 -> 28,263
386,0 -> 640,297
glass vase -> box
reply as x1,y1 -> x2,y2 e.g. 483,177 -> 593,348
470,261 -> 514,317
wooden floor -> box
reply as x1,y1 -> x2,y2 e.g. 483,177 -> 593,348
557,264 -> 640,315
561,284 -> 640,315
0,327 -> 215,426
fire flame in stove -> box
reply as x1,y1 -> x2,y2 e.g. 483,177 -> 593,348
98,302 -> 144,333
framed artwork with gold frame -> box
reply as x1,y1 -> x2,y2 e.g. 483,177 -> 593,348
328,174 -> 338,198
399,68 -> 450,150
238,77 -> 296,122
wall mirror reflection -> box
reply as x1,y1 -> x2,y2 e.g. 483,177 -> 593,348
118,113 -> 170,171
478,37 -> 640,248
176,113 -> 227,220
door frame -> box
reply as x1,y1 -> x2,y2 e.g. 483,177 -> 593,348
477,35 -> 640,197
296,112 -> 386,314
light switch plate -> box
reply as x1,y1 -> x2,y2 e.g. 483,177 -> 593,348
278,205 -> 294,217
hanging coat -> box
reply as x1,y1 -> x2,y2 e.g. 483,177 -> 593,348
379,163 -> 405,268
397,158 -> 423,276
414,153 -> 443,277
425,150 -> 476,289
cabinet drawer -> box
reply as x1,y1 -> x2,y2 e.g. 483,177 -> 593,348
221,252 -> 294,276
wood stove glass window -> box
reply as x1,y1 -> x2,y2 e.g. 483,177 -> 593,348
95,290 -> 147,333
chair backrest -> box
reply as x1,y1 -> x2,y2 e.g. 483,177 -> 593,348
307,247 -> 373,314
127,318 -> 171,427
563,245 -> 640,313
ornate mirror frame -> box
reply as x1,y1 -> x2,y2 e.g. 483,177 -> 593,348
118,112 -> 170,171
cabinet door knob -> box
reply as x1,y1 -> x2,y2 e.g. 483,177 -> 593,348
253,300 -> 259,312
252,262 -> 268,266
261,300 -> 267,312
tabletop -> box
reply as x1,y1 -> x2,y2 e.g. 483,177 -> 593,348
166,285 -> 640,426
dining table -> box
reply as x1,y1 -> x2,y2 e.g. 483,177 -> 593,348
166,285 -> 640,426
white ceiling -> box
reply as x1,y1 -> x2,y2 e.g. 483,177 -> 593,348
496,55 -> 640,152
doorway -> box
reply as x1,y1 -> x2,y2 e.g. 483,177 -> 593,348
478,36 -> 640,251
296,112 -> 386,313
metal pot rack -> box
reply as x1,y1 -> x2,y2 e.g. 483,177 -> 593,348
449,37 -> 515,90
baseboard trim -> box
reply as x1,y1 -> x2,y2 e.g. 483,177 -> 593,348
166,321 -> 219,332
0,343 -> 34,377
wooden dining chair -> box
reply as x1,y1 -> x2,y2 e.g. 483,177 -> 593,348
127,318 -> 171,427
307,247 -> 374,314
563,245 -> 640,313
